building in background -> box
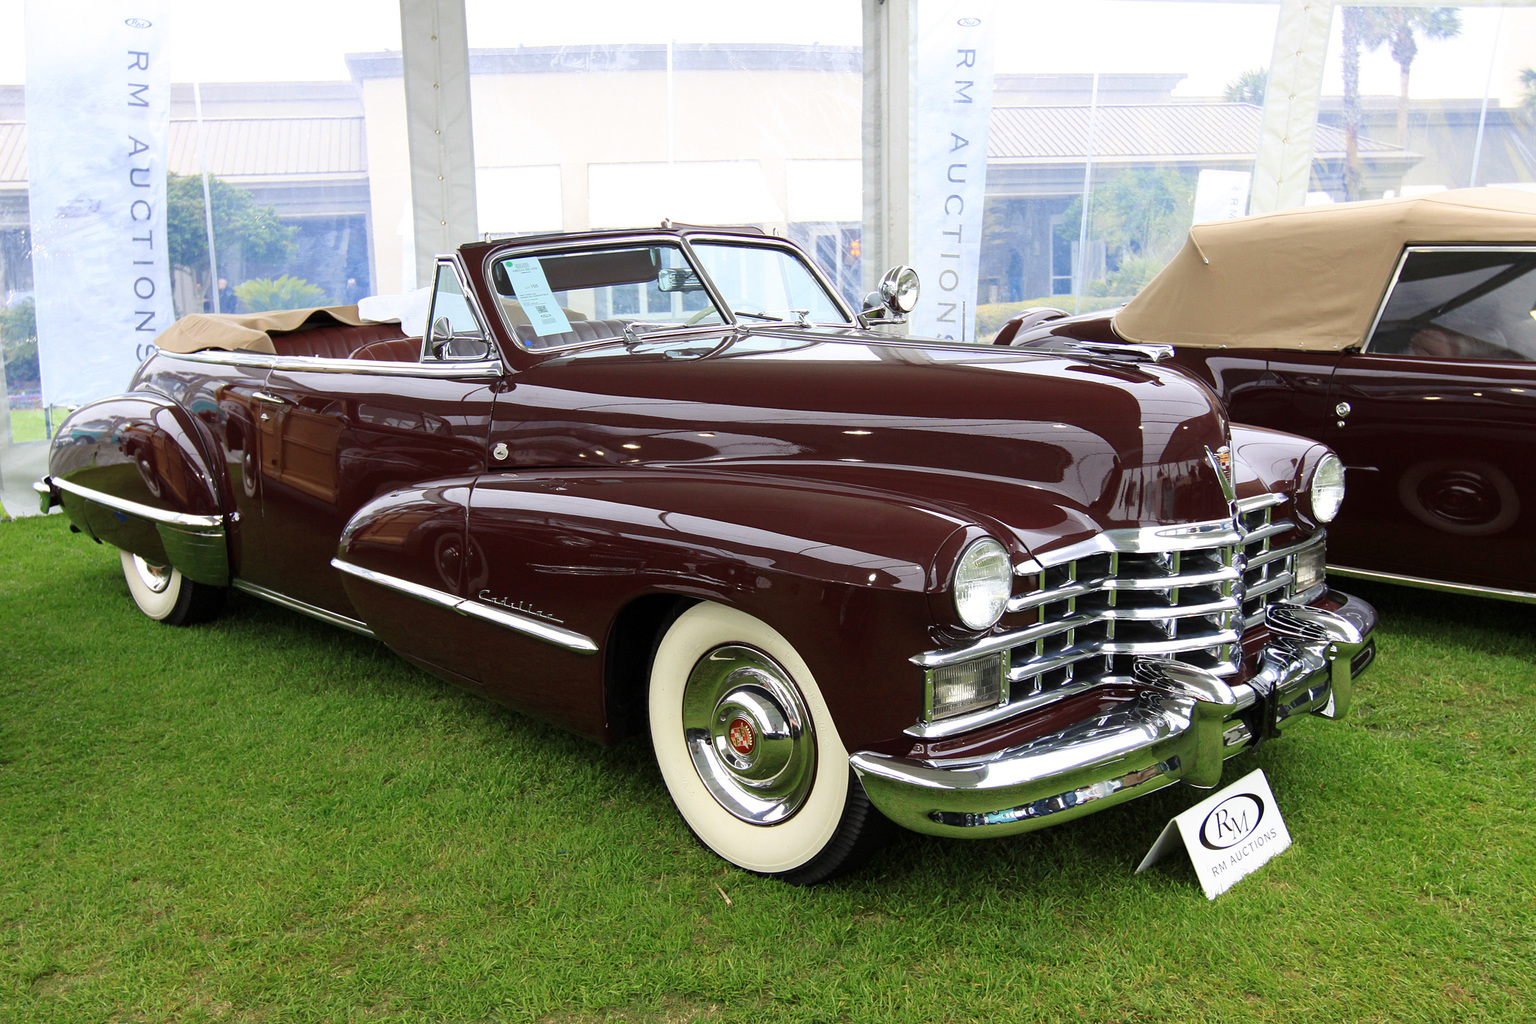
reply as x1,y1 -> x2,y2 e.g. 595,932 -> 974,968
3,47 -> 1532,314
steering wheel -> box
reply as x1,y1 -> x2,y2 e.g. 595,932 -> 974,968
685,307 -> 724,326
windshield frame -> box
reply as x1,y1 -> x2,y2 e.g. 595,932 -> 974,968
478,230 -> 859,354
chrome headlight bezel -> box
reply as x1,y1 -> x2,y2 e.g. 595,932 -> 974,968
1301,452 -> 1346,526
952,537 -> 1011,631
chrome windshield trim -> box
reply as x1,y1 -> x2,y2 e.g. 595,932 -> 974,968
50,477 -> 224,530
232,579 -> 375,637
330,558 -> 598,653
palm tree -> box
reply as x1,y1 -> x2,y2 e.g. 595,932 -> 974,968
1364,7 -> 1463,146
1340,9 -> 1370,200
1223,68 -> 1267,105
1339,7 -> 1461,198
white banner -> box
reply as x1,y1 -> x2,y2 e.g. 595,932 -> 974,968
908,0 -> 995,343
26,2 -> 172,407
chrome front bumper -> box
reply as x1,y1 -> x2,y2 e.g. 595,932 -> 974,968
850,593 -> 1377,839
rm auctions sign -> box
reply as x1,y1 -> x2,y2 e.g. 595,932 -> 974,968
1136,769 -> 1293,899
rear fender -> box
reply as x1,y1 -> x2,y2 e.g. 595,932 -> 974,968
45,393 -> 230,585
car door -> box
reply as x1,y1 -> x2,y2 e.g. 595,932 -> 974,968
243,269 -> 501,620
1323,247 -> 1536,594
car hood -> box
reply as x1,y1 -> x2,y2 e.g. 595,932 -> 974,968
497,327 -> 1235,542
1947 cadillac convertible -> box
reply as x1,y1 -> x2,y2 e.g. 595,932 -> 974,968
37,226 -> 1377,883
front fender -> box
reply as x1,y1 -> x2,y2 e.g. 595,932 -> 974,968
44,393 -> 230,585
337,468 -> 985,749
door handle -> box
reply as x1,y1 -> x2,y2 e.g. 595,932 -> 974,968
1334,401 -> 1351,428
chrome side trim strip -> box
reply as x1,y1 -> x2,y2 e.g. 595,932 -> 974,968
1327,564 -> 1536,606
160,348 -> 503,379
330,558 -> 599,653
50,476 -> 224,529
232,579 -> 376,637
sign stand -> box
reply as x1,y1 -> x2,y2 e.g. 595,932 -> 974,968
1136,769 -> 1292,899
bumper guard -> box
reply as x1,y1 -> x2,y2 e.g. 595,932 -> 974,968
850,592 -> 1376,838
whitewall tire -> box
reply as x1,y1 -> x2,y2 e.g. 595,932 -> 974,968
648,601 -> 888,884
119,549 -> 225,626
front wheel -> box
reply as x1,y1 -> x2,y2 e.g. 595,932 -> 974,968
648,602 -> 889,884
119,550 -> 225,626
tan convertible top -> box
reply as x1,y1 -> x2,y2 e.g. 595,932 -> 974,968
153,306 -> 368,355
1113,188 -> 1536,351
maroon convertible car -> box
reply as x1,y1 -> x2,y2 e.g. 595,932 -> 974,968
39,225 -> 1376,883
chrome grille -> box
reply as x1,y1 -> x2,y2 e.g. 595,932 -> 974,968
911,497 -> 1325,739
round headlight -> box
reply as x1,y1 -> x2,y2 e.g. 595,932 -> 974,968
953,538 -> 1011,631
1308,453 -> 1346,524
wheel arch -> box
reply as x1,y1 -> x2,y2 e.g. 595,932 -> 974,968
46,392 -> 232,585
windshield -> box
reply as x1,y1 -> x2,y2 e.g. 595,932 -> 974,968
687,241 -> 847,327
488,239 -> 848,350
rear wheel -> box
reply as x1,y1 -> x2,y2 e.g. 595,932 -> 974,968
648,602 -> 889,884
119,550 -> 225,626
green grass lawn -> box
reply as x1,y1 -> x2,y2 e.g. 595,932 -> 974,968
4,408 -> 55,444
2,514 -> 1533,1022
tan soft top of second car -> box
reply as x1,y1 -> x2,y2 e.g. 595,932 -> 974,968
1113,187 -> 1536,351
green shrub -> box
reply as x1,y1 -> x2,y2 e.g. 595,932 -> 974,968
233,275 -> 327,313
1,299 -> 39,388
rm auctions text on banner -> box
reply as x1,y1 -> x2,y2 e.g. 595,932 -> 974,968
908,0 -> 995,344
26,2 -> 172,408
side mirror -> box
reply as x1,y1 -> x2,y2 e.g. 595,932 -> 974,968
429,316 -> 491,361
861,266 -> 921,324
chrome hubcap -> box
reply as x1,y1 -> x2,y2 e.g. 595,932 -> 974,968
681,644 -> 815,825
131,555 -> 173,594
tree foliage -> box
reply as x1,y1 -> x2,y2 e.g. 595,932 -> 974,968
1056,169 -> 1194,297
1339,4 -> 1462,190
166,173 -> 294,297
233,275 -> 326,313
1224,68 -> 1268,105
1520,67 -> 1536,124
0,299 -> 38,388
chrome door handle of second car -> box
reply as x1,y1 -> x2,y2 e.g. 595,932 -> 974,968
1335,401 -> 1351,428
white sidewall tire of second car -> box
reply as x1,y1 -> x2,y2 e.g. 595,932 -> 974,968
648,602 -> 851,876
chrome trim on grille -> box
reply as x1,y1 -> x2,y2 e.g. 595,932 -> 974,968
913,502 -> 1318,739
330,558 -> 598,653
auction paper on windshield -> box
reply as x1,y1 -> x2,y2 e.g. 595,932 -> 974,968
908,0 -> 995,344
504,259 -> 573,337
25,2 -> 172,407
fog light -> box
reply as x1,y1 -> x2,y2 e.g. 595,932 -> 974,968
1293,543 -> 1327,594
928,654 -> 1007,721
